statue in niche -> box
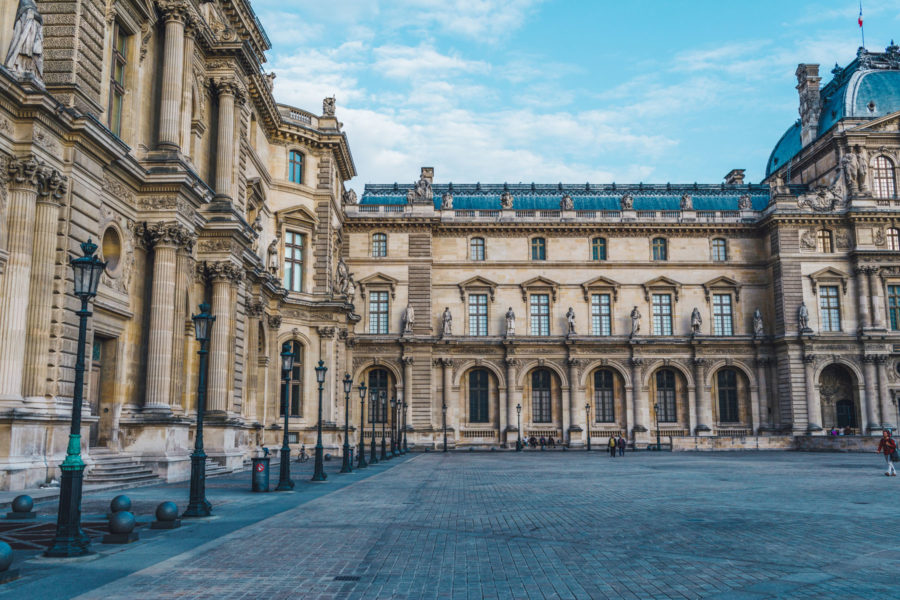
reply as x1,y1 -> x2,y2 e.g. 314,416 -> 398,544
500,191 -> 513,209
4,0 -> 44,84
346,273 -> 356,301
565,307 -> 576,335
630,306 -> 641,336
691,307 -> 702,335
403,305 -> 415,335
738,194 -> 752,210
505,307 -> 516,336
560,195 -> 574,211
841,151 -> 859,194
798,302 -> 811,332
856,146 -> 870,194
267,238 -> 279,275
336,258 -> 350,296
441,193 -> 453,210
753,308 -> 764,338
441,307 -> 453,337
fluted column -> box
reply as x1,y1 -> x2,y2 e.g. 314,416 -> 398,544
566,358 -> 581,446
213,79 -> 239,199
504,358 -> 518,445
440,358 -> 453,444
693,358 -> 711,434
630,358 -> 648,438
862,355 -> 879,430
855,266 -> 871,329
876,356 -> 894,430
803,353 -> 822,432
754,356 -> 770,431
180,23 -> 197,155
168,244 -> 194,412
0,157 -> 57,399
868,268 -> 886,330
245,302 -> 264,420
265,314 -> 283,425
401,355 -> 414,427
23,168 -> 67,398
206,261 -> 241,414
157,0 -> 189,150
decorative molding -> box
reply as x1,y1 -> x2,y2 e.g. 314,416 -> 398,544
267,314 -> 282,330
458,275 -> 498,302
519,276 -> 559,302
202,260 -> 244,283
357,272 -> 399,299
642,276 -> 682,302
581,275 -> 620,302
102,175 -> 135,204
702,276 -> 742,302
809,267 -> 850,295
136,221 -> 195,252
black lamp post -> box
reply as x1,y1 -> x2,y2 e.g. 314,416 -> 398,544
357,382 -> 368,469
45,240 -> 106,557
585,402 -> 592,452
340,374 -> 353,474
369,389 -> 378,464
516,403 -> 522,451
275,344 -> 296,491
442,403 -> 448,452
654,402 -> 661,452
183,303 -> 215,517
312,360 -> 328,481
380,391 -> 388,460
390,396 -> 399,457
401,400 -> 409,453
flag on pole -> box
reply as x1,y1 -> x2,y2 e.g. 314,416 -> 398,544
858,5 -> 863,28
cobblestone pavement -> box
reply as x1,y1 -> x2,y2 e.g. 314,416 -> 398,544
16,451 -> 900,599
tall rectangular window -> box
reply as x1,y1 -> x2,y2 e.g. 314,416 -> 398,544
369,291 -> 389,334
652,294 -> 672,336
282,232 -> 304,292
279,341 -> 302,416
652,238 -> 667,261
594,370 -> 615,422
712,294 -> 733,336
530,294 -> 550,336
108,23 -> 128,137
289,151 -> 303,184
591,237 -> 607,261
889,285 -> 900,330
656,370 -> 677,423
591,294 -> 611,336
372,233 -> 387,257
468,294 -> 488,336
531,238 -> 546,260
819,286 -> 841,332
470,238 -> 485,261
711,239 -> 727,261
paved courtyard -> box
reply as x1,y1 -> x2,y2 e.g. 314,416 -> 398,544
3,450 -> 899,599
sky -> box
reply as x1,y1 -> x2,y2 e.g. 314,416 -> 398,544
251,0 -> 900,193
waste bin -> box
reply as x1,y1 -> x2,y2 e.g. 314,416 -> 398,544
251,457 -> 270,492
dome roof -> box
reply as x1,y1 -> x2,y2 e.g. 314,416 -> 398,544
766,46 -> 900,177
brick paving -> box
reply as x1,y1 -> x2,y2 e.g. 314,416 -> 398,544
7,451 -> 900,599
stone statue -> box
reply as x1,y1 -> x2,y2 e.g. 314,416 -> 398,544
342,189 -> 358,205
4,0 -> 44,84
403,305 -> 415,335
441,307 -> 453,336
680,194 -> 693,210
323,96 -> 336,116
346,273 -> 356,300
630,306 -> 641,336
264,72 -> 276,92
560,195 -> 574,211
505,307 -> 516,336
738,194 -> 752,210
500,191 -> 513,209
798,302 -> 810,332
770,172 -> 787,196
856,145 -> 870,194
441,193 -> 453,210
753,308 -> 764,338
408,174 -> 433,205
267,238 -> 279,274
251,213 -> 263,253
621,193 -> 634,210
841,151 -> 859,194
336,258 -> 350,296
691,307 -> 702,335
565,307 -> 576,334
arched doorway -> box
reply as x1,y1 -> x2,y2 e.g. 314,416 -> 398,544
819,364 -> 860,430
523,368 -> 561,441
586,368 -> 625,440
650,368 -> 689,434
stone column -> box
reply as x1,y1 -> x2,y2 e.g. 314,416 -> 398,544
630,358 -> 648,438
213,79 -> 238,199
401,355 -> 414,434
855,266 -> 871,329
206,261 -> 241,414
440,358 -> 453,445
180,23 -> 197,155
504,358 -> 518,445
168,247 -> 193,412
245,302 -> 264,420
754,356 -> 770,431
876,356 -> 894,430
157,0 -> 189,150
693,358 -> 711,434
317,327 -> 336,424
803,353 -> 822,432
0,157 -> 49,399
23,166 -> 66,398
566,358 -> 583,446
264,314 -> 282,425
868,268 -> 886,330
862,355 -> 879,430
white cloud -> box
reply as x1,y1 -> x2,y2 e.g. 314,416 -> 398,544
373,45 -> 490,80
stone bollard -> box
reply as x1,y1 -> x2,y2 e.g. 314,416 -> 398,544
0,542 -> 19,584
5,495 -> 35,520
103,510 -> 139,544
150,501 -> 181,530
106,494 -> 131,519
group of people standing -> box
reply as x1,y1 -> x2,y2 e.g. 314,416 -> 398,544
607,435 -> 626,457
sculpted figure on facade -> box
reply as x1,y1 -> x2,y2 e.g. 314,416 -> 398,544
342,189 -> 358,205
346,273 -> 356,301
630,306 -> 641,336
336,257 -> 350,296
323,96 -> 336,116
560,195 -> 574,211
738,194 -> 752,210
841,150 -> 859,194
691,307 -> 702,335
680,194 -> 693,210
403,304 -> 415,335
267,238 -> 279,274
408,173 -> 433,205
500,191 -> 513,209
441,307 -> 453,336
441,193 -> 453,210
620,193 -> 634,210
4,0 -> 44,84
505,307 -> 516,336
798,302 -> 811,332
856,145 -> 870,194
565,307 -> 576,334
753,308 -> 764,338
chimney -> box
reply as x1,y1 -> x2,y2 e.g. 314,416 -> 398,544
420,167 -> 434,184
724,169 -> 745,185
796,64 -> 821,146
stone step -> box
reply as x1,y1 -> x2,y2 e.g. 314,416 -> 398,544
83,472 -> 161,485
84,451 -> 162,486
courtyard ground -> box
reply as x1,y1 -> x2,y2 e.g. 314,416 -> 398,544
0,450 -> 897,599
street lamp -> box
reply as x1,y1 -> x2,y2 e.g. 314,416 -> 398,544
357,382 -> 368,469
46,240 -> 106,557
275,344 -> 296,491
390,396 -> 399,457
442,403 -> 448,452
183,303 -> 215,517
402,400 -> 409,453
516,403 -> 522,451
312,360 -> 328,481
653,402 -> 661,452
369,389 -> 378,464
380,391 -> 389,460
585,402 -> 592,452
340,374 -> 353,474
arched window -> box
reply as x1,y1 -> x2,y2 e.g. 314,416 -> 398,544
873,155 -> 896,198
288,150 -> 303,184
367,369 -> 389,423
469,370 -> 489,423
816,230 -> 833,253
470,237 -> 485,261
655,369 -> 677,423
593,370 -> 615,422
532,370 -> 552,423
717,369 -> 739,423
711,238 -> 727,261
279,341 -> 302,416
591,237 -> 607,261
372,233 -> 387,257
887,227 -> 900,251
531,237 -> 546,260
652,237 -> 667,261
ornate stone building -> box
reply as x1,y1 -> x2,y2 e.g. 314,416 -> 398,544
2,2 -> 900,491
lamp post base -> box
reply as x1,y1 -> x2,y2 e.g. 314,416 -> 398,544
311,445 -> 327,482
44,464 -> 92,558
340,444 -> 352,474
276,446 -> 294,490
183,451 -> 212,517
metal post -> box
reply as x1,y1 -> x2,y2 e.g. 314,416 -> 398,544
357,383 -> 368,469
369,390 -> 378,464
275,370 -> 295,490
516,403 -> 522,451
442,403 -> 448,452
184,337 -> 212,515
402,401 -> 409,453
585,402 -> 592,451
654,402 -> 661,452
340,374 -> 352,474
380,392 -> 388,460
391,397 -> 399,457
312,361 -> 327,481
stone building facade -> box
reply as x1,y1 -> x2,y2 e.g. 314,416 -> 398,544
2,1 -> 900,491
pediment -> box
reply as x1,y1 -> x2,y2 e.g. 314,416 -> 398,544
702,276 -> 742,301
852,112 -> 900,134
581,275 -> 620,301
520,276 -> 559,302
277,204 -> 318,226
458,276 -> 499,302
642,276 -> 682,301
357,272 -> 399,299
809,267 -> 850,294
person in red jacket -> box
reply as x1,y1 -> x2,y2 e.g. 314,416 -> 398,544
876,429 -> 897,477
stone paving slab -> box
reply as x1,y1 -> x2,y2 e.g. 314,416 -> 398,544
4,451 -> 900,599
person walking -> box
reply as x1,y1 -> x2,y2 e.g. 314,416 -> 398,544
616,434 -> 626,457
608,435 -> 616,458
876,429 -> 897,476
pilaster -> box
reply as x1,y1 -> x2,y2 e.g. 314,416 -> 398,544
157,0 -> 191,150
204,261 -> 243,414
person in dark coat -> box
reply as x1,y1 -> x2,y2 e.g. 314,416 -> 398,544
616,434 -> 626,457
877,429 -> 897,476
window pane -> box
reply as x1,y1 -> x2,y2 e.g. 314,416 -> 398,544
279,341 -> 302,417
717,369 -> 739,423
656,370 -> 677,423
652,294 -> 672,336
283,232 -> 304,292
532,370 -> 552,423
888,228 -> 900,251
469,370 -> 489,423
468,294 -> 488,336
712,239 -> 727,261
713,294 -> 733,336
530,294 -> 550,335
652,238 -> 667,261
289,151 -> 303,183
889,286 -> 900,330
816,230 -> 833,253
592,238 -> 606,261
369,292 -> 389,334
591,294 -> 611,336
367,369 -> 389,423
819,286 -> 841,332
372,234 -> 387,257
593,370 -> 615,422
470,238 -> 485,261
531,238 -> 546,260
873,156 -> 896,198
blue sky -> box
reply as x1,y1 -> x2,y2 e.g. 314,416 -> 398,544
252,0 -> 900,192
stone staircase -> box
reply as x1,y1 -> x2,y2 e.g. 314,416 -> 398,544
205,458 -> 230,478
84,448 -> 161,487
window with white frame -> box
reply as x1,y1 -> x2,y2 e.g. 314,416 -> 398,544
530,294 -> 550,336
468,294 -> 488,336
368,291 -> 389,334
816,230 -> 833,253
372,233 -> 387,257
711,238 -> 727,262
652,294 -> 673,335
108,22 -> 129,138
591,294 -> 611,336
283,231 -> 304,292
470,237 -> 485,261
818,285 -> 841,332
887,228 -> 900,251
712,294 -> 733,336
873,155 -> 896,198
